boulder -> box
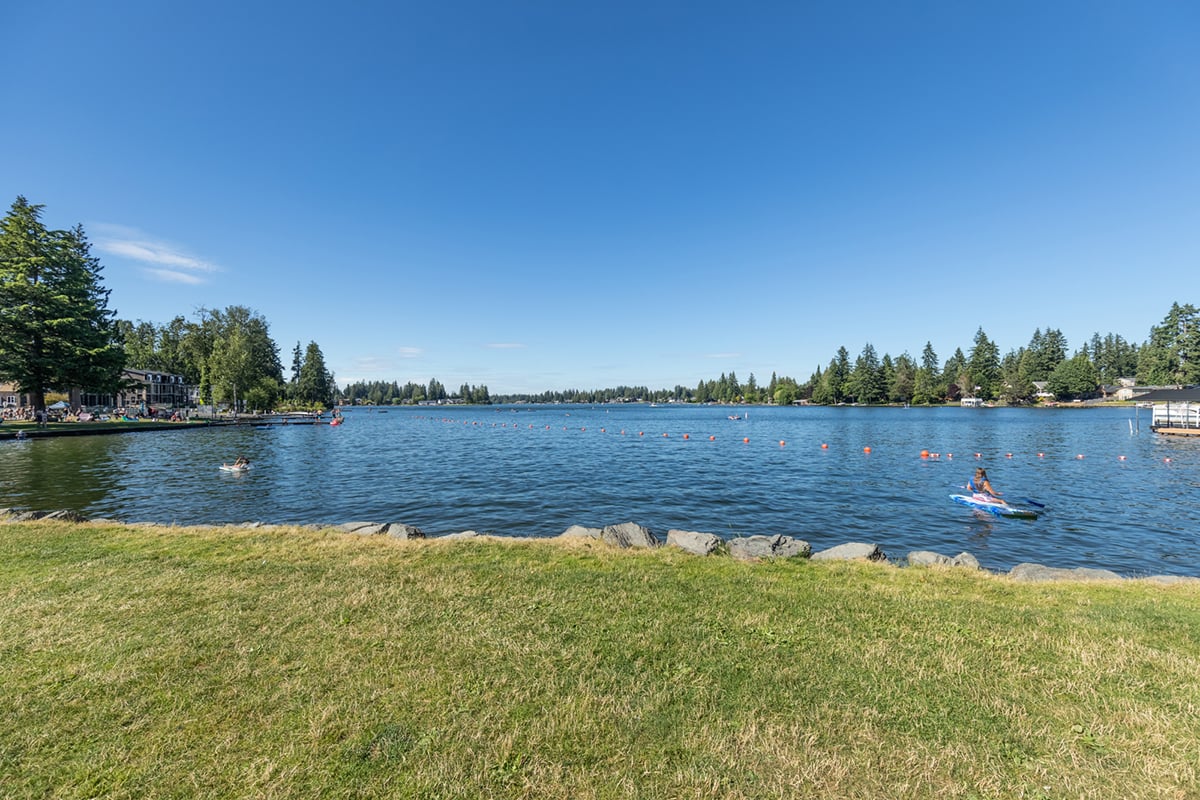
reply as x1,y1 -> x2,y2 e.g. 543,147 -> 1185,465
952,552 -> 981,569
908,550 -> 980,569
907,550 -> 952,567
339,521 -> 388,535
728,534 -> 811,561
558,525 -> 602,540
811,542 -> 886,562
602,522 -> 658,549
1009,563 -> 1122,582
441,530 -> 480,539
386,523 -> 425,540
666,529 -> 721,556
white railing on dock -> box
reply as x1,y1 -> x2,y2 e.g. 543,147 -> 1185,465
1152,402 -> 1200,429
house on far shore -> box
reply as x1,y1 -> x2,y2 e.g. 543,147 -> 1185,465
1031,381 -> 1056,402
1138,387 -> 1200,436
0,382 -> 30,408
77,369 -> 193,410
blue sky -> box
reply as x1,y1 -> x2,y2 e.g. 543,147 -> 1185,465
3,1 -> 1197,393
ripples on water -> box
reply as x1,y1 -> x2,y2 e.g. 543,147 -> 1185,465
2,405 -> 1198,576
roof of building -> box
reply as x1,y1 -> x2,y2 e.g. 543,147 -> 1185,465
1137,387 -> 1200,403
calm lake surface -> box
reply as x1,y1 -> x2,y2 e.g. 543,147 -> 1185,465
3,404 -> 1197,577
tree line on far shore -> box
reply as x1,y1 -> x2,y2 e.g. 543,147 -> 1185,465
345,300 -> 1193,407
2,196 -> 1196,411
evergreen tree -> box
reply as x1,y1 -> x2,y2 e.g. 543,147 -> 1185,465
890,352 -> 915,403
1020,327 -> 1068,382
967,327 -> 1001,400
1136,303 -> 1200,385
296,341 -> 332,407
290,341 -> 303,398
912,342 -> 940,404
847,343 -> 884,403
0,197 -> 125,412
942,348 -> 967,400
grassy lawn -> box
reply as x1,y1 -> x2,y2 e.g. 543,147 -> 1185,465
2,522 -> 1198,799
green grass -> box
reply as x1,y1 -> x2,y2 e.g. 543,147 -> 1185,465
2,522 -> 1198,799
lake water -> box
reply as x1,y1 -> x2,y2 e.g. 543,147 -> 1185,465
3,404 -> 1198,577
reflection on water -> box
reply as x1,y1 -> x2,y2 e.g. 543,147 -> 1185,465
2,406 -> 1198,576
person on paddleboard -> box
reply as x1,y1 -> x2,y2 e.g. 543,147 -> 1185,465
968,467 -> 1003,502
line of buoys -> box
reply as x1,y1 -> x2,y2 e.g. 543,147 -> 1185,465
423,418 -> 1182,467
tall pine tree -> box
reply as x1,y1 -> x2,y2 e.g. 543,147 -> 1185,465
0,197 -> 125,413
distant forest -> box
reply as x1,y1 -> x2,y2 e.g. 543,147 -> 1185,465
341,302 -> 1199,407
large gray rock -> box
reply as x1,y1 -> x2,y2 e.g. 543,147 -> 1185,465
811,542 -> 886,562
441,530 -> 480,539
386,523 -> 425,540
602,522 -> 658,549
339,521 -> 387,535
728,534 -> 811,561
666,529 -> 722,556
558,525 -> 602,540
1010,563 -> 1122,582
908,550 -> 980,569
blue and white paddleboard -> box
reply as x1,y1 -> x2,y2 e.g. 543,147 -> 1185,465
950,494 -> 1038,520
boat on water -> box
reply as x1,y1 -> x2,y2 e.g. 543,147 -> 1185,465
949,493 -> 1038,520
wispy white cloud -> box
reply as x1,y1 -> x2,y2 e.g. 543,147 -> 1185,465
143,268 -> 206,285
705,352 -> 741,359
485,342 -> 526,350
91,223 -> 220,284
397,346 -> 423,358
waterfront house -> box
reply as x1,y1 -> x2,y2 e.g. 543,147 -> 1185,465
76,369 -> 194,411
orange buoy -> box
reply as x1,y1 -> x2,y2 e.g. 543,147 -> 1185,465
1076,454 -> 1085,459
709,435 -> 715,441
1006,453 -> 1013,458
743,437 -> 749,443
663,433 -> 669,438
821,443 -> 828,449
920,449 -> 929,459
947,453 -> 953,459
1037,452 -> 1044,458
683,433 -> 689,439
974,453 -> 981,458
639,432 -> 644,436
779,440 -> 786,447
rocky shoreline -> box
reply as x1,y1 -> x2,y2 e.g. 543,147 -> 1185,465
3,509 -> 1195,584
